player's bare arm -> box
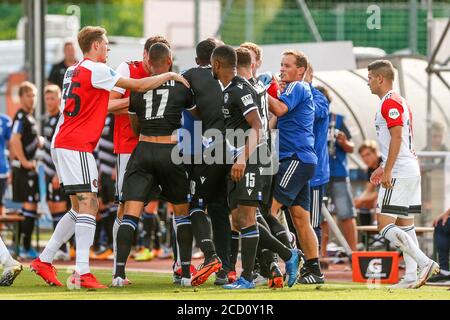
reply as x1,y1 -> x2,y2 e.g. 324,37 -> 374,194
115,72 -> 189,93
267,94 -> 288,117
381,125 -> 402,189
9,133 -> 35,170
231,110 -> 263,182
108,89 -> 129,114
129,113 -> 140,137
336,131 -> 354,153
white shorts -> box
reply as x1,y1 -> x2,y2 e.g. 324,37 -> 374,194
51,148 -> 98,194
376,176 -> 421,218
115,153 -> 131,202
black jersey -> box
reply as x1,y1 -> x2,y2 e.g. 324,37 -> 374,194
129,79 -> 194,137
11,108 -> 39,161
248,77 -> 270,140
98,114 -> 116,176
42,112 -> 60,177
182,66 -> 225,132
222,76 -> 266,150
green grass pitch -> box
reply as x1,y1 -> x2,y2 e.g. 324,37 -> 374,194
0,267 -> 448,300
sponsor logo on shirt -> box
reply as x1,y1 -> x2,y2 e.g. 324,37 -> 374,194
241,94 -> 254,106
388,109 -> 400,119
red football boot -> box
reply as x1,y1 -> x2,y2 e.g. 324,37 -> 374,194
30,258 -> 63,287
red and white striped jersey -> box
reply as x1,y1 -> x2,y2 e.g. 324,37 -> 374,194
52,58 -> 121,152
375,90 -> 420,178
111,61 -> 150,154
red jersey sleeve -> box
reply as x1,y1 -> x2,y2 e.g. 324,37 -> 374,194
381,98 -> 404,128
267,80 -> 280,98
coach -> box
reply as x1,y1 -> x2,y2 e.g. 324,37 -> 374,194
267,50 -> 324,283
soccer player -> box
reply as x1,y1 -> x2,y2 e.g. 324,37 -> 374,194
267,50 -> 324,284
181,38 -> 231,285
113,43 -> 221,287
30,26 -> 189,289
10,81 -> 41,259
108,36 -> 170,282
367,60 -> 439,289
42,85 -> 71,261
211,45 -> 300,289
0,110 -> 22,286
235,47 -> 302,289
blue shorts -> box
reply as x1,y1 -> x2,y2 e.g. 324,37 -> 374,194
327,178 -> 357,220
273,156 -> 316,210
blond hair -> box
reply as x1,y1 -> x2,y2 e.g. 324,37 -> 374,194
240,42 -> 262,62
282,50 -> 308,69
44,84 -> 61,97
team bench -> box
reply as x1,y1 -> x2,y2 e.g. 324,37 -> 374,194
0,211 -> 25,257
356,225 -> 435,251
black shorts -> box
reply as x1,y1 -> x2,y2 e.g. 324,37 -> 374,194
99,173 -> 116,204
46,174 -> 68,202
189,162 -> 227,209
121,141 -> 189,205
227,144 -> 272,210
12,167 -> 40,203
0,178 -> 7,206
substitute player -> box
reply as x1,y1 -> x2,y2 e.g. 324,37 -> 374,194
10,82 -> 41,259
267,51 -> 324,284
367,60 -> 439,289
30,26 -> 189,289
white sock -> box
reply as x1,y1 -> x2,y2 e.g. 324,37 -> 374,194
75,214 -> 96,275
0,235 -> 15,267
441,269 -> 450,276
112,217 -> 121,275
400,225 -> 418,281
381,224 -> 429,268
40,209 -> 77,264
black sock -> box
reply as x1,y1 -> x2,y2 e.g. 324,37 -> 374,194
258,222 -> 292,262
265,214 -> 292,248
305,258 -> 322,276
240,224 -> 259,282
208,202 -> 232,272
230,231 -> 240,271
142,212 -> 157,249
115,215 -> 139,279
190,209 -> 215,260
261,248 -> 277,273
21,209 -> 37,251
154,214 -> 161,250
175,215 -> 193,278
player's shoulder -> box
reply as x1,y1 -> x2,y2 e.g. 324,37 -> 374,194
381,91 -> 404,109
283,80 -> 304,96
14,109 -> 26,120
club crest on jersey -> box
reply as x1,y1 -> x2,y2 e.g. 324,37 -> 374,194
200,176 -> 206,184
93,179 -> 98,188
388,109 -> 400,119
247,189 -> 253,196
110,69 -> 117,77
224,93 -> 229,103
241,94 -> 254,106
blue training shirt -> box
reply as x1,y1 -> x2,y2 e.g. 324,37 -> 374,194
0,114 -> 12,178
310,84 -> 330,187
278,81 -> 317,164
329,113 -> 351,178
